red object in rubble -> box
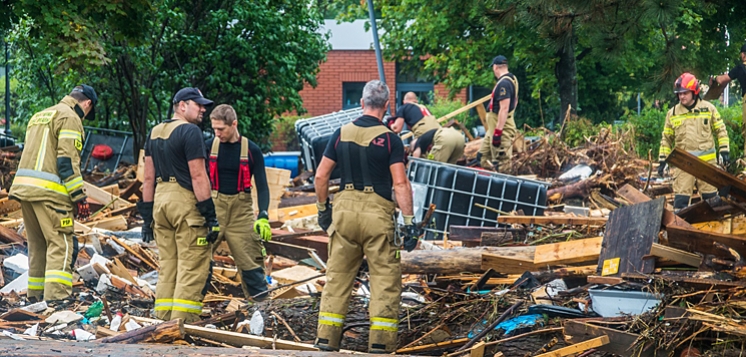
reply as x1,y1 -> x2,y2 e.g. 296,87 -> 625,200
91,144 -> 114,161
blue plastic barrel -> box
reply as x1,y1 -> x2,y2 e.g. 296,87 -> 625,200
264,151 -> 301,178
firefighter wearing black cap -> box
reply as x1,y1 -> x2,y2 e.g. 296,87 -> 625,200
10,85 -> 96,301
206,104 -> 271,301
713,43 -> 746,160
479,55 -> 519,172
313,80 -> 421,353
138,87 -> 218,323
390,92 -> 465,164
659,73 -> 729,211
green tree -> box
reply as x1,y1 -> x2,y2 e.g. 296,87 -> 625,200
7,0 -> 329,152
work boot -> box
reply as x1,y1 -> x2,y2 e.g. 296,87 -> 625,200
369,324 -> 398,353
314,332 -> 342,352
673,194 -> 690,213
242,267 -> 269,301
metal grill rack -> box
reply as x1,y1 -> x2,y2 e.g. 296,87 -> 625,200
407,158 -> 549,238
295,108 -> 363,174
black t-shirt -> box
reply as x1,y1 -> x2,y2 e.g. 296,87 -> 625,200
394,103 -> 429,127
728,63 -> 746,97
323,115 -> 405,201
205,137 -> 270,216
490,73 -> 517,113
415,129 -> 438,154
144,119 -> 205,191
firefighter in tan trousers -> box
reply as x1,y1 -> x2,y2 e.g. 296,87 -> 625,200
713,43 -> 746,164
479,55 -> 519,173
389,92 -> 464,164
10,85 -> 96,301
138,87 -> 219,323
658,73 -> 730,211
314,80 -> 422,353
206,104 -> 271,301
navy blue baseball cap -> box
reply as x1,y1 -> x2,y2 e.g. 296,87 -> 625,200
72,84 -> 98,120
491,55 -> 508,65
173,87 -> 214,106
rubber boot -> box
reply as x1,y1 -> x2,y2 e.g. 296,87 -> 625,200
241,267 -> 269,301
314,331 -> 342,352
673,194 -> 690,213
369,325 -> 398,353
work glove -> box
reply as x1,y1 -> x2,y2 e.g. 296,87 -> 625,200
196,199 -> 220,244
136,201 -> 154,243
317,198 -> 333,232
74,201 -> 90,222
721,151 -> 730,168
401,215 -> 422,252
492,128 -> 503,147
657,161 -> 666,177
254,218 -> 272,241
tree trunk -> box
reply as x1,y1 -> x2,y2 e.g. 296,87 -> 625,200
99,318 -> 184,344
400,246 -> 535,274
555,29 -> 578,124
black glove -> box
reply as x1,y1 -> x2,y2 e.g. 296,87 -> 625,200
317,198 -> 333,232
196,199 -> 220,243
657,161 -> 666,177
136,201 -> 154,243
721,151 -> 730,168
75,201 -> 90,221
401,215 -> 422,252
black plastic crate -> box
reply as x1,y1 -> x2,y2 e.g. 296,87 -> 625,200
295,108 -> 362,179
407,158 -> 549,238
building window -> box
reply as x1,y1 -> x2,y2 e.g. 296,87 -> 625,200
396,83 -> 434,106
342,82 -> 366,110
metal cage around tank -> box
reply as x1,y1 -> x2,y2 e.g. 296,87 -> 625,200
407,158 -> 549,238
295,108 -> 363,177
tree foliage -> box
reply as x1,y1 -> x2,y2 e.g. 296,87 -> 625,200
6,0 -> 330,152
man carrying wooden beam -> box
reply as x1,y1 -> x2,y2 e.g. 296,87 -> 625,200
712,43 -> 746,165
314,80 -> 421,353
658,73 -> 730,211
206,104 -> 271,301
479,55 -> 519,173
389,92 -> 465,164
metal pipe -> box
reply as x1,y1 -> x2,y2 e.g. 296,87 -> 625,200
367,0 -> 386,84
4,39 -> 10,136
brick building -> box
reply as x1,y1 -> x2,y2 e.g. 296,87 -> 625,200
298,20 -> 469,117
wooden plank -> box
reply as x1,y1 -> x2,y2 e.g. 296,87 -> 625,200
264,241 -> 316,262
587,276 -> 624,285
481,252 -> 540,274
184,324 -> 318,350
475,102 -> 487,128
649,243 -> 702,267
100,318 -> 184,343
469,341 -> 486,357
136,149 -> 145,183
120,180 -> 142,201
108,235 -> 159,271
533,237 -> 602,265
272,233 -> 329,262
101,184 -> 120,197
84,182 -> 133,210
84,215 -> 128,231
0,225 -> 25,245
0,198 -> 21,215
666,225 -> 746,258
274,203 -> 317,223
496,216 -> 607,226
597,198 -> 664,276
534,335 -> 608,357
666,148 -> 746,203
616,184 -> 693,229
677,196 -> 739,224
564,320 -> 656,357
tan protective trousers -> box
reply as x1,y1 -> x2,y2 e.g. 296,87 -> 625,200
479,111 -> 516,172
22,200 -> 75,300
153,182 -> 210,323
429,127 -> 465,164
672,161 -> 717,196
213,191 -> 266,298
315,190 -> 401,353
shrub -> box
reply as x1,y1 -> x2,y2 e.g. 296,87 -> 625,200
561,117 -> 598,148
270,115 -> 307,151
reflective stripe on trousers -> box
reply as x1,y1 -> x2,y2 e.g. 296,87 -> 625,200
370,317 -> 398,332
319,312 -> 345,327
45,270 -> 73,287
28,276 -> 45,291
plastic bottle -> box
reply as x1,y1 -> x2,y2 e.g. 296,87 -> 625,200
109,312 -> 123,331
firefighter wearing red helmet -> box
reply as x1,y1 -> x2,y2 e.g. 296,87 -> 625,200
658,73 -> 730,211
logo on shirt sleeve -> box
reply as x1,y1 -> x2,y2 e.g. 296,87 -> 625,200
499,87 -> 507,96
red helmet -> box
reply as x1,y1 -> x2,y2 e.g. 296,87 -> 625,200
674,73 -> 700,95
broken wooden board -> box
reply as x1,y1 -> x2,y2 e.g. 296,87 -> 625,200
649,243 -> 702,267
84,215 -> 128,231
273,203 -> 317,223
678,196 -> 740,224
253,167 -> 291,221
666,148 -> 746,203
666,225 -> 746,258
534,335 -> 609,357
264,241 -> 317,262
597,197 -> 664,276
496,216 -> 607,226
481,252 -> 539,274
533,237 -> 602,265
0,198 -> 21,215
564,320 -> 658,357
84,182 -> 134,210
0,225 -> 25,245
616,184 -> 693,229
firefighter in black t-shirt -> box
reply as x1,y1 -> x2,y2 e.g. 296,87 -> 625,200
138,87 -> 218,323
390,92 -> 465,164
714,43 -> 746,162
479,55 -> 519,173
206,104 -> 271,301
313,80 -> 421,353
